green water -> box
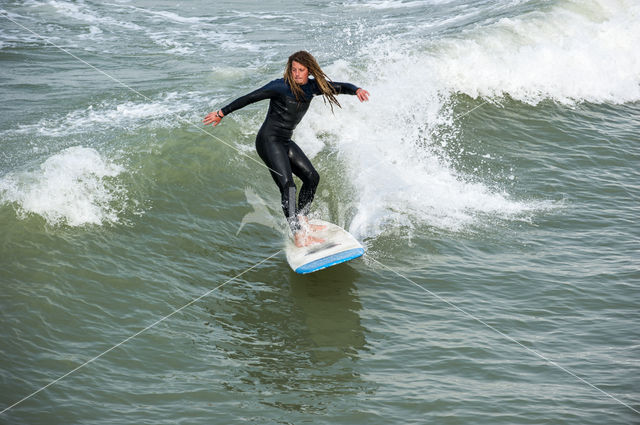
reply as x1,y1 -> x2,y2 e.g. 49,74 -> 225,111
1,1 -> 639,424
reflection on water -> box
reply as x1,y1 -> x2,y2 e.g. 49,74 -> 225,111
289,265 -> 367,365
202,261 -> 369,414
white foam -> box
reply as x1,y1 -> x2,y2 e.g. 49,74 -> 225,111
344,0 -> 433,10
78,25 -> 103,40
46,0 -> 142,31
143,9 -> 211,25
0,146 -> 126,226
220,40 -> 262,53
296,56 -> 545,239
0,12 -> 48,49
148,32 -> 195,55
106,3 -> 219,25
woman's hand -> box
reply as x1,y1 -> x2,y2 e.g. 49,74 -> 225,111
356,88 -> 370,102
203,110 -> 224,126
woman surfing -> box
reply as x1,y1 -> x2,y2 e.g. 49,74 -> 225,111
204,51 -> 370,247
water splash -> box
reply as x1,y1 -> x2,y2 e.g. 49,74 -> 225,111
0,146 -> 127,226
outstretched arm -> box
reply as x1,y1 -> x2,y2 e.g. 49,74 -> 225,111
329,81 -> 370,102
203,81 -> 279,126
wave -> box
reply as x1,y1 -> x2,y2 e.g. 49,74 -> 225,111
428,0 -> 640,105
298,60 -> 552,238
0,146 -> 128,226
3,0 -> 631,235
3,92 -> 199,139
293,1 -> 640,237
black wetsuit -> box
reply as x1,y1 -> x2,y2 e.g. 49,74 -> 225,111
221,78 -> 359,231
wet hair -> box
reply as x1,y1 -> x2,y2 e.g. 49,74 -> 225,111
284,50 -> 341,112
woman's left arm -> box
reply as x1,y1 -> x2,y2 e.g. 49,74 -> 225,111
330,81 -> 370,102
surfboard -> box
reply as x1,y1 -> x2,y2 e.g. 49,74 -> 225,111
285,219 -> 365,274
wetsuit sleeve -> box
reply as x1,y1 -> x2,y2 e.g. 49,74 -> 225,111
328,81 -> 360,96
220,81 -> 280,115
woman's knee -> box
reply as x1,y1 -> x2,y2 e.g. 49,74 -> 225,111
276,175 -> 297,194
305,169 -> 320,188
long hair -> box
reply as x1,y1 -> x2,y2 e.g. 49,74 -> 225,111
284,51 -> 341,113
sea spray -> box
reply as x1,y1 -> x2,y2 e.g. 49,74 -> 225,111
295,0 -> 637,238
297,50 -> 537,238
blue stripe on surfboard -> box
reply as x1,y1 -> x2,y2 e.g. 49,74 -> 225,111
294,248 -> 365,274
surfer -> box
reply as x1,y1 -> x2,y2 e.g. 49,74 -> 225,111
204,51 -> 370,247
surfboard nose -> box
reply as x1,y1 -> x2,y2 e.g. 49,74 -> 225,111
285,219 -> 364,274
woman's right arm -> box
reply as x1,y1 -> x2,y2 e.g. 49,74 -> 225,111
203,81 -> 278,127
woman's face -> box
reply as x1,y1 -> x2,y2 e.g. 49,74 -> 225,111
291,61 -> 309,85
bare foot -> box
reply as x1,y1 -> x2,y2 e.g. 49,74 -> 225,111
298,216 -> 326,232
294,231 -> 325,247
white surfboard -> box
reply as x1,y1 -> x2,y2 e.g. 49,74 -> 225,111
285,219 -> 365,274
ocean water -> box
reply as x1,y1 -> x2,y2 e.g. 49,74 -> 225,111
1,0 -> 639,423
